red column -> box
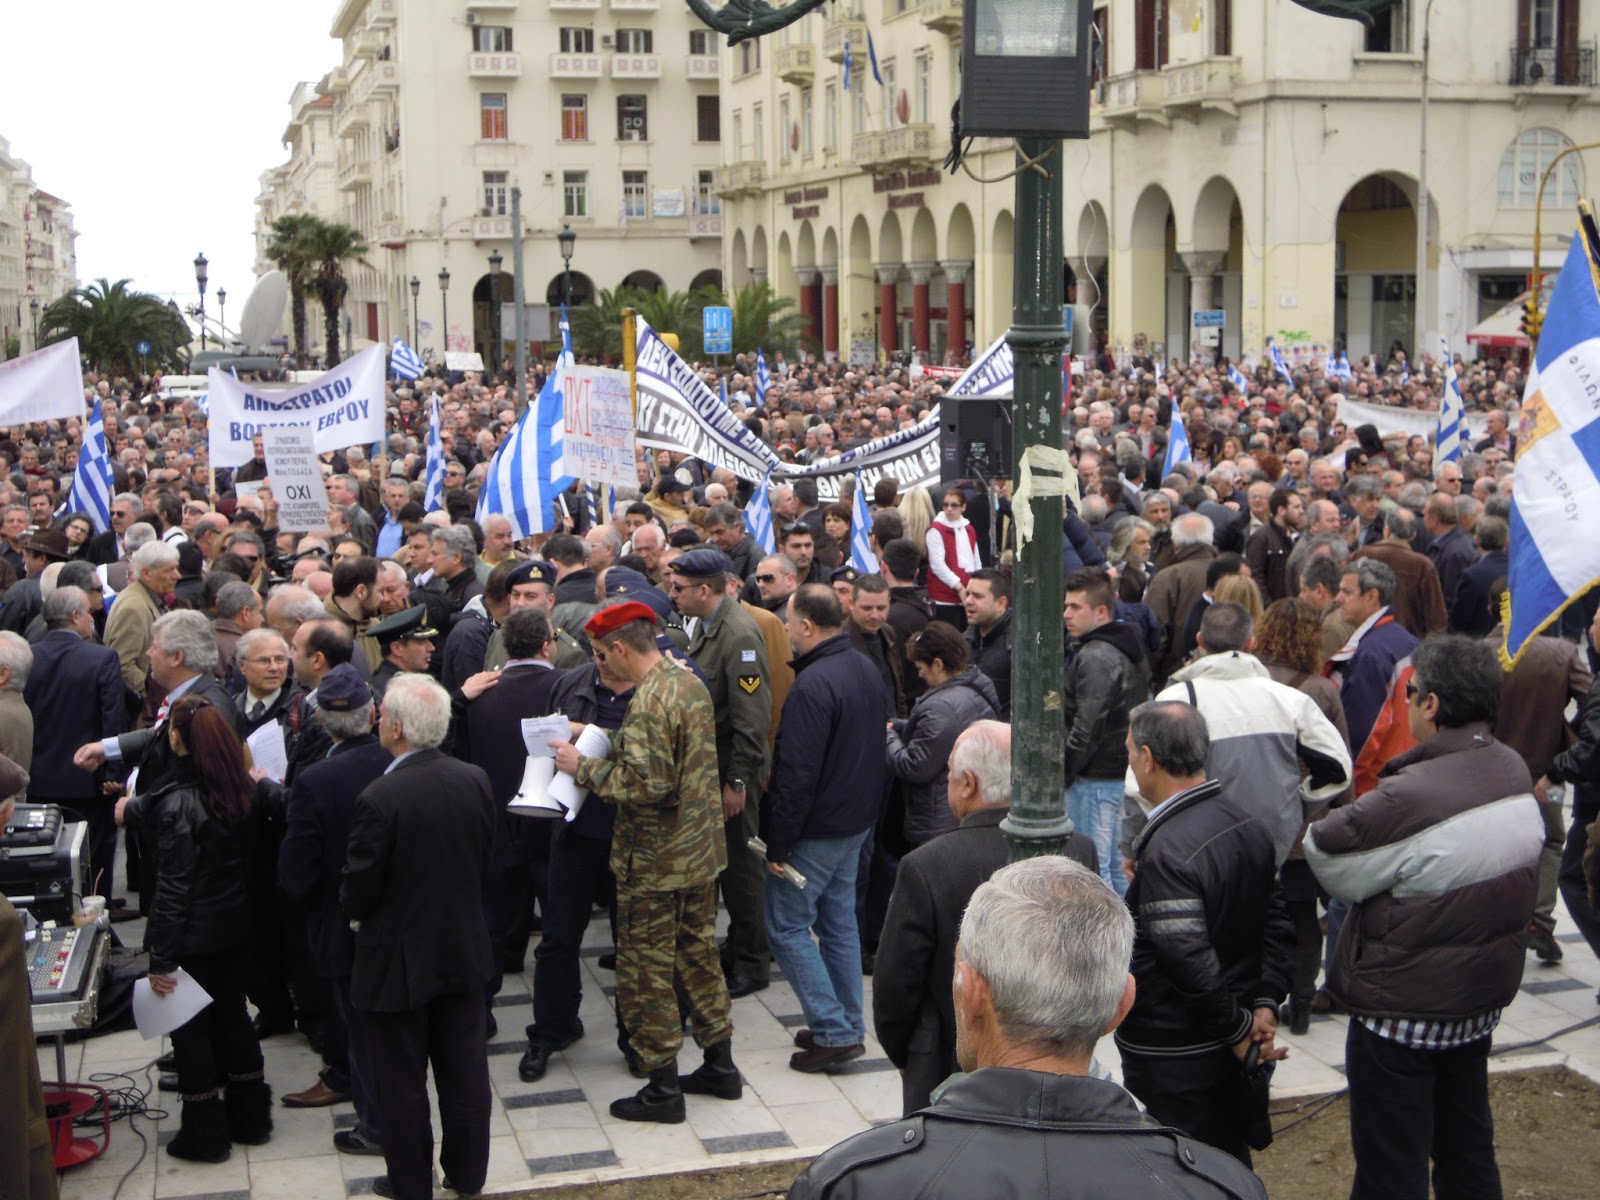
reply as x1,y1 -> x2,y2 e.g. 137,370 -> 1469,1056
909,263 -> 933,359
796,268 -> 820,345
877,264 -> 901,357
941,260 -> 970,361
821,267 -> 839,359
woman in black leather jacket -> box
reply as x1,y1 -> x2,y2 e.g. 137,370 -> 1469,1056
121,695 -> 269,1162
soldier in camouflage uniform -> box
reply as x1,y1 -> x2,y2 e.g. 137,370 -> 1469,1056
482,560 -> 590,671
551,600 -> 740,1124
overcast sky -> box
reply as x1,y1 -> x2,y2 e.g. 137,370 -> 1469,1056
4,0 -> 339,319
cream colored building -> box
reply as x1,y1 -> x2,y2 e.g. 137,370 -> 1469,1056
254,0 -> 726,365
717,0 -> 1600,366
0,135 -> 77,356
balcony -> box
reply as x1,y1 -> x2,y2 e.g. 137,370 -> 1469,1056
712,161 -> 765,198
468,51 -> 522,77
823,15 -> 865,63
548,0 -> 600,7
852,123 -> 937,173
325,64 -> 351,93
549,51 -> 604,78
1509,40 -> 1596,88
611,53 -> 662,79
350,60 -> 399,104
336,98 -> 370,135
685,53 -> 719,80
465,0 -> 518,9
919,0 -> 961,34
776,43 -> 815,85
338,159 -> 373,191
1101,70 -> 1167,128
1162,56 -> 1240,119
610,0 -> 658,8
352,29 -> 383,60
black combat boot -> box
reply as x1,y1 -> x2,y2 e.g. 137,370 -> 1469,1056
225,1071 -> 274,1145
678,1038 -> 742,1100
165,1091 -> 233,1163
609,1062 -> 686,1124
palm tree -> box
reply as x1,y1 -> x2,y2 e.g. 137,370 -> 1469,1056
728,282 -> 811,358
633,287 -> 709,360
264,214 -> 319,367
302,220 -> 369,366
39,278 -> 191,378
570,286 -> 641,361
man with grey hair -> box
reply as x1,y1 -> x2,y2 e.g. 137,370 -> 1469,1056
1145,513 -> 1217,685
87,492 -> 143,564
874,720 -> 1096,1114
0,632 -> 33,775
1348,507 -> 1447,638
266,583 -> 327,643
583,523 -> 624,575
427,524 -> 483,616
104,539 -> 179,700
1121,700 -> 1293,1166
212,579 -> 263,684
343,672 -> 496,1200
792,856 -> 1265,1200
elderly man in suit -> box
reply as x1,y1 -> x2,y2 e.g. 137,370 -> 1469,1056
104,539 -> 179,703
342,673 -> 497,1200
873,720 -> 1097,1115
24,587 -> 126,899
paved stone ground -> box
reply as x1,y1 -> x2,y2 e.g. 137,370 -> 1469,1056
39,820 -> 1600,1200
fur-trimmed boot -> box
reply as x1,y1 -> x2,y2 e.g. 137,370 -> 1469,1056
225,1071 -> 274,1145
609,1062 -> 686,1124
165,1091 -> 233,1163
678,1038 -> 742,1100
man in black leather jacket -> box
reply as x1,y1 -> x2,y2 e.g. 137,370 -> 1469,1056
790,856 -> 1264,1200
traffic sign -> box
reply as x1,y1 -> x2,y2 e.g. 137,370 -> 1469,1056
1192,309 -> 1226,329
135,340 -> 152,357
703,306 -> 733,355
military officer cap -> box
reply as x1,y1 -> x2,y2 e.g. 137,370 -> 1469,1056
507,559 -> 556,590
366,604 -> 438,647
672,547 -> 734,579
318,663 -> 373,712
830,565 -> 861,586
584,600 -> 660,640
603,567 -> 675,621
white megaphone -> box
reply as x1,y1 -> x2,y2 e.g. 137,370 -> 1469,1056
507,756 -> 565,819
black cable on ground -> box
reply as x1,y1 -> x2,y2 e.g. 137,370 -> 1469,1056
56,1057 -> 168,1200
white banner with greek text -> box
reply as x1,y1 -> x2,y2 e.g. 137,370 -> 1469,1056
558,365 -> 637,490
206,343 -> 387,468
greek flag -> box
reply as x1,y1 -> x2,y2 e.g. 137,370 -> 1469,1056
720,375 -> 729,407
1333,352 -> 1353,379
392,337 -> 424,381
1227,363 -> 1249,393
1153,359 -> 1163,384
585,481 -> 609,528
476,319 -> 576,537
422,397 -> 445,512
1502,208 -> 1600,668
868,29 -> 883,86
842,36 -> 854,91
850,470 -> 878,572
1269,340 -> 1294,385
70,398 -> 115,534
755,349 -> 772,404
1436,337 -> 1464,470
1162,413 -> 1192,478
744,464 -> 776,555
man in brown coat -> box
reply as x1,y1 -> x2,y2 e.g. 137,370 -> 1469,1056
1145,513 -> 1217,685
1348,508 -> 1446,639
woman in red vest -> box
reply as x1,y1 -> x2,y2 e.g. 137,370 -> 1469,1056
925,489 -> 981,630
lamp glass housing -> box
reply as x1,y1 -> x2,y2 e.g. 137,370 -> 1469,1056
558,225 -> 576,265
959,0 -> 1091,138
975,0 -> 1077,56
438,267 -> 451,291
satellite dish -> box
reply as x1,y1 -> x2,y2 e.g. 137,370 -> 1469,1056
238,271 -> 290,353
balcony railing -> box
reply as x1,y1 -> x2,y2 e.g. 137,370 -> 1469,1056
685,53 -> 720,79
776,43 -> 815,85
350,60 -> 399,104
611,54 -> 662,79
1162,56 -> 1240,118
824,16 -> 865,63
548,0 -> 600,8
712,161 -> 766,198
919,0 -> 961,34
1101,70 -> 1167,128
1509,41 -> 1596,87
550,51 -> 604,78
465,0 -> 518,9
610,0 -> 658,9
468,51 -> 521,77
852,123 -> 936,172
338,159 -> 373,191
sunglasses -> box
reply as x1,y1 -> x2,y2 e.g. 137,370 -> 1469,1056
755,573 -> 777,584
779,522 -> 809,536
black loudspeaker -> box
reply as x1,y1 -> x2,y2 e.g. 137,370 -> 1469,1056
941,396 -> 1013,489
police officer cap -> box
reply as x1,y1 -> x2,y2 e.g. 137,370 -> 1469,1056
507,559 -> 555,590
830,565 -> 861,586
584,601 -> 660,641
366,604 -> 438,646
673,547 -> 733,579
318,663 -> 373,712
603,567 -> 675,621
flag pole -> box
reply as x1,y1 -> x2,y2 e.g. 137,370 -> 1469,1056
512,185 -> 529,418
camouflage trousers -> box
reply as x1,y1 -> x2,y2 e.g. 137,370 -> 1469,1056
615,883 -> 733,1072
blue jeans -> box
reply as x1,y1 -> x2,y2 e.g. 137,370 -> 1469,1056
764,831 -> 871,1048
1068,778 -> 1128,898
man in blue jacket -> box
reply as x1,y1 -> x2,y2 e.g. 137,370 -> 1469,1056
763,584 -> 887,1072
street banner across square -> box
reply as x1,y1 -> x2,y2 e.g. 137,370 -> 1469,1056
206,343 -> 387,467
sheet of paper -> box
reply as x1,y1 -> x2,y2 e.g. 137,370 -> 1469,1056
519,714 -> 571,759
507,755 -> 564,818
246,722 -> 289,783
133,968 -> 213,1040
548,724 -> 613,823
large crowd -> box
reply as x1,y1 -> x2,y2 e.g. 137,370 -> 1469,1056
2,338 -> 1593,1200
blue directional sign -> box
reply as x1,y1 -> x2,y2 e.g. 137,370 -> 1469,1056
703,306 -> 733,355
1192,309 -> 1226,329
136,340 -> 153,357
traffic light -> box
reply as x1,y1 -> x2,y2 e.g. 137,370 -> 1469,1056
1522,299 -> 1544,344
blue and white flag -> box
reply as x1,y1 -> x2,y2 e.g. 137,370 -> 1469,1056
867,29 -> 883,86
476,319 -> 576,537
585,481 -> 609,528
391,337 -> 424,380
1227,362 -> 1249,393
1333,352 -> 1353,379
1162,413 -> 1192,479
422,397 -> 445,512
1153,359 -> 1163,384
755,349 -> 771,404
850,470 -> 878,573
744,464 -> 777,555
720,375 -> 729,407
1435,337 -> 1464,471
1502,213 -> 1600,668
70,398 -> 115,534
1269,340 -> 1294,386
947,333 -> 1013,397
842,35 -> 854,92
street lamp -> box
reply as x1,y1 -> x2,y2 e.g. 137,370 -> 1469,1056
409,276 -> 421,349
488,249 -> 503,378
558,224 -> 576,311
194,252 -> 209,352
28,295 -> 39,349
438,267 -> 451,358
217,287 -> 227,349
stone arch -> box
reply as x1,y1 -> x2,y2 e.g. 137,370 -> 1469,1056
621,269 -> 665,294
877,211 -> 904,267
1191,177 -> 1239,257
821,226 -> 840,267
775,230 -> 796,301
730,229 -> 749,284
545,271 -> 595,308
689,268 -> 723,295
797,220 -> 817,267
1126,185 -> 1175,355
910,207 -> 938,264
946,204 -> 976,262
1333,172 -> 1438,361
751,226 -> 769,283
846,215 -> 874,362
988,210 -> 1014,341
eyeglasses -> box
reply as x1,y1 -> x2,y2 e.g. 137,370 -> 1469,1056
779,522 -> 809,537
943,501 -> 963,509
245,655 -> 289,666
1405,680 -> 1422,699
755,573 -> 777,584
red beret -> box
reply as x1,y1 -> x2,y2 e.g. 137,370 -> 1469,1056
584,601 -> 659,642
